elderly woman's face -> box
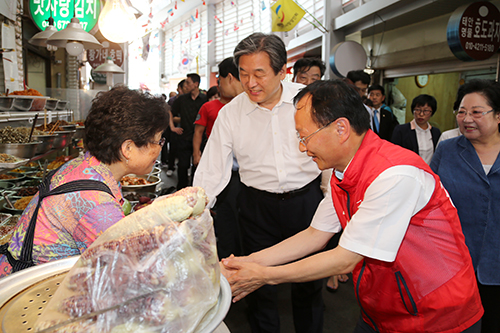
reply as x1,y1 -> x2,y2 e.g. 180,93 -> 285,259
458,92 -> 500,142
128,131 -> 164,175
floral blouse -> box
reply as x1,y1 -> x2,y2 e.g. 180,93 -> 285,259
0,152 -> 124,277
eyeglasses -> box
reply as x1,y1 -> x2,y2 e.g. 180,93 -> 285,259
297,121 -> 334,148
151,137 -> 166,147
413,108 -> 432,115
454,109 -> 494,119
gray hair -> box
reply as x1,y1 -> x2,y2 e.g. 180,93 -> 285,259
233,33 -> 287,75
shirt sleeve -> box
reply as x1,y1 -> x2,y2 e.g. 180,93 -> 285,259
195,103 -> 209,127
310,192 -> 342,233
339,165 -> 435,262
193,107 -> 235,208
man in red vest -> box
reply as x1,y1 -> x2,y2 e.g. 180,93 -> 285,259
222,80 -> 483,333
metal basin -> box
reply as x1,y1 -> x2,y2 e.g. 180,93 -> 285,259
0,142 -> 41,159
73,126 -> 85,140
32,134 -> 56,155
0,257 -> 231,333
52,130 -> 75,149
0,97 -> 14,112
121,174 -> 161,193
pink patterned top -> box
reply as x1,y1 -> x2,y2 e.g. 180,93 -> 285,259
0,152 -> 124,277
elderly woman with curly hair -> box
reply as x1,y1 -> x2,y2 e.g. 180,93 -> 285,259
0,86 -> 169,277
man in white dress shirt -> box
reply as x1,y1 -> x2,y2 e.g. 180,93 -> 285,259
193,33 -> 326,333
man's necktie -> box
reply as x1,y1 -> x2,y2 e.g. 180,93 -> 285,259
373,109 -> 380,133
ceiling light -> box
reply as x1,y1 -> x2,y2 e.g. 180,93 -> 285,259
47,17 -> 102,55
94,56 -> 125,73
98,0 -> 139,43
29,17 -> 58,47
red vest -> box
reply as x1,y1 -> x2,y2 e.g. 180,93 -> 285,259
331,130 -> 483,333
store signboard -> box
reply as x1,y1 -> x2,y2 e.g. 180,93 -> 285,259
29,0 -> 101,33
447,1 -> 500,61
87,42 -> 123,69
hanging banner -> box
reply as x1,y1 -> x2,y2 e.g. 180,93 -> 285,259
447,1 -> 500,62
271,0 -> 305,32
87,42 -> 124,69
29,0 -> 101,33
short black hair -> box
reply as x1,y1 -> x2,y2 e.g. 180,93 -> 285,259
347,70 -> 371,85
368,84 -> 385,96
293,58 -> 326,78
187,73 -> 201,85
84,85 -> 169,164
206,86 -> 219,100
178,79 -> 186,89
294,80 -> 371,135
411,94 -> 437,116
218,57 -> 239,80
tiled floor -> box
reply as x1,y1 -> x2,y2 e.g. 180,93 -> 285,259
158,163 -> 360,332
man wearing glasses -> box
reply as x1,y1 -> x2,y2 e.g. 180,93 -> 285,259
222,80 -> 483,333
194,33 -> 329,332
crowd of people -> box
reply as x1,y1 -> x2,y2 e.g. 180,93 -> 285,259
0,30 -> 498,333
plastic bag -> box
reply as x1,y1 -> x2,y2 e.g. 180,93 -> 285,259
34,187 -> 220,333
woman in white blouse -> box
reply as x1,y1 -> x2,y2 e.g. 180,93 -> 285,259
391,94 -> 441,164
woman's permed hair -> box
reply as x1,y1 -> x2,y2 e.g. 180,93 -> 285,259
84,85 -> 169,164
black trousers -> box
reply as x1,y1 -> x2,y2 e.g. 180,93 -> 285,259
176,138 -> 194,190
214,170 -> 243,259
477,280 -> 500,333
354,316 -> 482,332
238,178 -> 324,333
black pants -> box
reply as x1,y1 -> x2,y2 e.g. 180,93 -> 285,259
167,131 -> 179,171
354,316 -> 482,333
477,280 -> 500,333
214,170 -> 243,259
238,178 -> 324,333
160,128 -> 171,164
176,138 -> 194,190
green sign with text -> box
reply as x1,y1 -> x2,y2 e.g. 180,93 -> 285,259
29,0 -> 101,32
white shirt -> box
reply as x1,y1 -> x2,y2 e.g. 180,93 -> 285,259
311,165 -> 435,262
193,81 -> 321,208
412,120 -> 434,164
437,128 -> 462,147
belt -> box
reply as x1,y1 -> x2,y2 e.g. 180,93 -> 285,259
248,176 -> 320,201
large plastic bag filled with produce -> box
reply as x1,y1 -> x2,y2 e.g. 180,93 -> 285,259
34,187 -> 220,333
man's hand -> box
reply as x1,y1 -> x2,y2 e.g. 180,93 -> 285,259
193,151 -> 202,166
171,127 -> 183,135
222,257 -> 268,303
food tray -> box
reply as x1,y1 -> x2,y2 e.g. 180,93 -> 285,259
11,96 -> 50,111
0,257 -> 232,333
0,158 -> 29,169
0,97 -> 15,112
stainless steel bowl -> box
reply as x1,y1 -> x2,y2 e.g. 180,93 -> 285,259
45,99 -> 59,110
60,124 -> 77,131
121,174 -> 161,193
52,130 -> 76,149
32,134 -> 56,155
0,182 -> 15,190
55,100 -> 69,110
11,97 -> 34,111
0,141 -> 42,158
0,96 -> 15,111
73,126 -> 85,139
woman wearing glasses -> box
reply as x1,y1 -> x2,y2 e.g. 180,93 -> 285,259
431,79 -> 500,333
390,94 -> 441,164
0,86 -> 169,277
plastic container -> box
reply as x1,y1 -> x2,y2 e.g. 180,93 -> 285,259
0,96 -> 15,112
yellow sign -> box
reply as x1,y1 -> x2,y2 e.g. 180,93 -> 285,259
271,0 -> 305,32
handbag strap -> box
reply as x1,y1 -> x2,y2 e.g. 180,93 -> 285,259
10,170 -> 115,273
